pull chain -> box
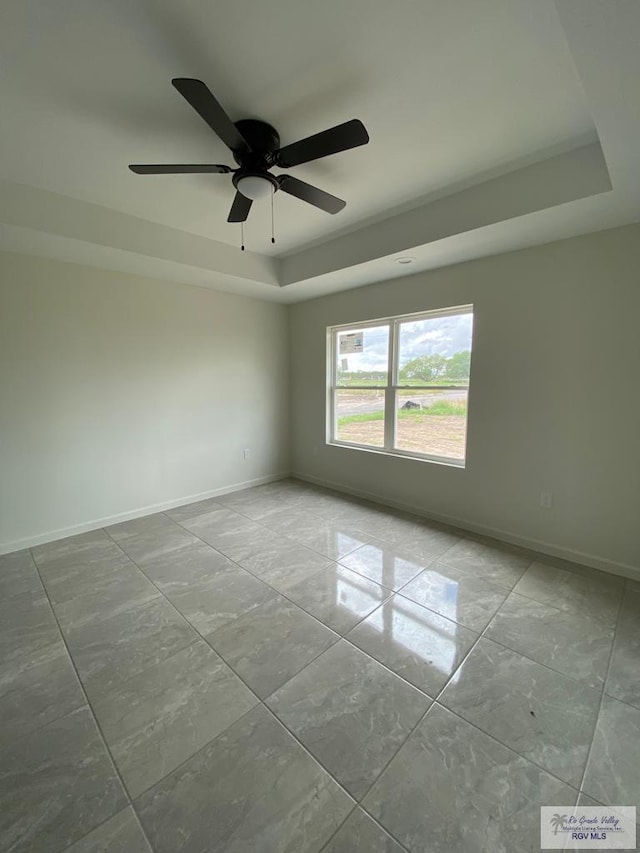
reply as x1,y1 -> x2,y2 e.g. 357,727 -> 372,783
239,200 -> 273,251
270,189 -> 275,245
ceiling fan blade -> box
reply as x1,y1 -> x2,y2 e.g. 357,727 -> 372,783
227,191 -> 252,222
171,78 -> 251,153
277,175 -> 346,214
129,164 -> 233,174
275,119 -> 369,168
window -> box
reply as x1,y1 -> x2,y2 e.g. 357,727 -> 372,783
328,305 -> 473,465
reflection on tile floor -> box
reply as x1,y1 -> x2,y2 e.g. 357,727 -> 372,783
0,478 -> 637,853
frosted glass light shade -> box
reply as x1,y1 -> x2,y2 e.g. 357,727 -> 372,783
236,175 -> 274,200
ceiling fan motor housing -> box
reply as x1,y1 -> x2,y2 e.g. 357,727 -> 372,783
231,119 -> 282,193
232,119 -> 280,167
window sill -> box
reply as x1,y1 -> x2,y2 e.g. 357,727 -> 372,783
326,440 -> 466,469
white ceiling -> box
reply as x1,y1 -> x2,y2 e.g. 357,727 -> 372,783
1,0 -> 638,302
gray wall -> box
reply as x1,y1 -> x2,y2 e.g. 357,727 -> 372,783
289,224 -> 640,576
0,252 -> 290,552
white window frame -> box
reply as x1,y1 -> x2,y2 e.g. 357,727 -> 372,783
327,304 -> 473,467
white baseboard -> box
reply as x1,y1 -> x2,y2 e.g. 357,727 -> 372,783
0,472 -> 291,556
293,470 -> 640,584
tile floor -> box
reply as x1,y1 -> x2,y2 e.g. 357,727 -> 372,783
1,478 -> 639,852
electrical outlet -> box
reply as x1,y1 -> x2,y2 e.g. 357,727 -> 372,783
243,448 -> 251,461
540,491 -> 553,508
312,445 -> 319,456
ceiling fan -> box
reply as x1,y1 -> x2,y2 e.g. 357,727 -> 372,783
129,78 -> 370,228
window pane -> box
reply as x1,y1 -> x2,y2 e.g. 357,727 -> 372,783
397,313 -> 472,386
336,325 -> 389,386
395,389 -> 468,460
334,389 -> 385,447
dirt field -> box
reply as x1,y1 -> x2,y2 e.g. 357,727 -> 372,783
338,415 -> 466,459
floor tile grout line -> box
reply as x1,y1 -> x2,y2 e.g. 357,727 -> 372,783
204,510 -> 430,608
450,556 -> 636,794
33,549 -> 203,707
257,519 -> 539,604
268,696 -> 425,853
107,512 -> 362,658
5,486 -> 624,852
469,631 -> 609,693
129,806 -> 154,853
42,524 -> 634,707
344,701 -> 449,850
110,492 -> 628,800
390,579 -> 620,694
110,638 -> 409,850
219,519 -> 470,664
104,519 -> 448,822
30,490 -> 636,849
163,510 -> 400,644
23,484 -> 631,850
121,542 -> 439,806
596,689 -> 640,716
28,547 -> 157,853
177,491 -> 368,543
349,668 -> 585,853
0,636 -> 88,748
55,805 -> 150,853
292,483 -> 633,591
576,587 -> 626,798
331,586 -> 594,847
135,527 -> 350,640
426,698 -> 586,795
260,704 -> 359,804
598,594 -> 640,712
116,634 -> 356,813
214,586 -> 446,832
460,583 -> 623,623
39,496 -> 627,730
159,512 -> 457,704
90,631 -> 203,706
175,503 -> 379,571
129,701 -> 261,802
407,585 -> 559,776
166,492 -> 620,639
411,575 -> 609,794
427,559 -> 605,791
351,696 -> 438,803
172,487 -> 468,572
254,504 -> 466,568
301,483 -> 626,587
101,527 -> 365,809
102,526 -> 281,675
431,578 -> 514,704
96,529 -> 285,841
0,694 -> 86,757
329,527 -> 476,596
82,528 -> 334,833
316,800 -> 413,853
213,487 -> 382,522
164,495 -> 496,648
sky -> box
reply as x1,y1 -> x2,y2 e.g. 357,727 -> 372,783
338,313 -> 473,373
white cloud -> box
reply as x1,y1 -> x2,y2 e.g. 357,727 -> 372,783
337,314 -> 473,372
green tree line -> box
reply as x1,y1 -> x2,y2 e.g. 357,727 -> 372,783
338,350 -> 470,384
400,350 -> 470,382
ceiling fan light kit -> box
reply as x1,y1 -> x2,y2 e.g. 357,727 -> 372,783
235,174 -> 275,201
128,78 -> 370,247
